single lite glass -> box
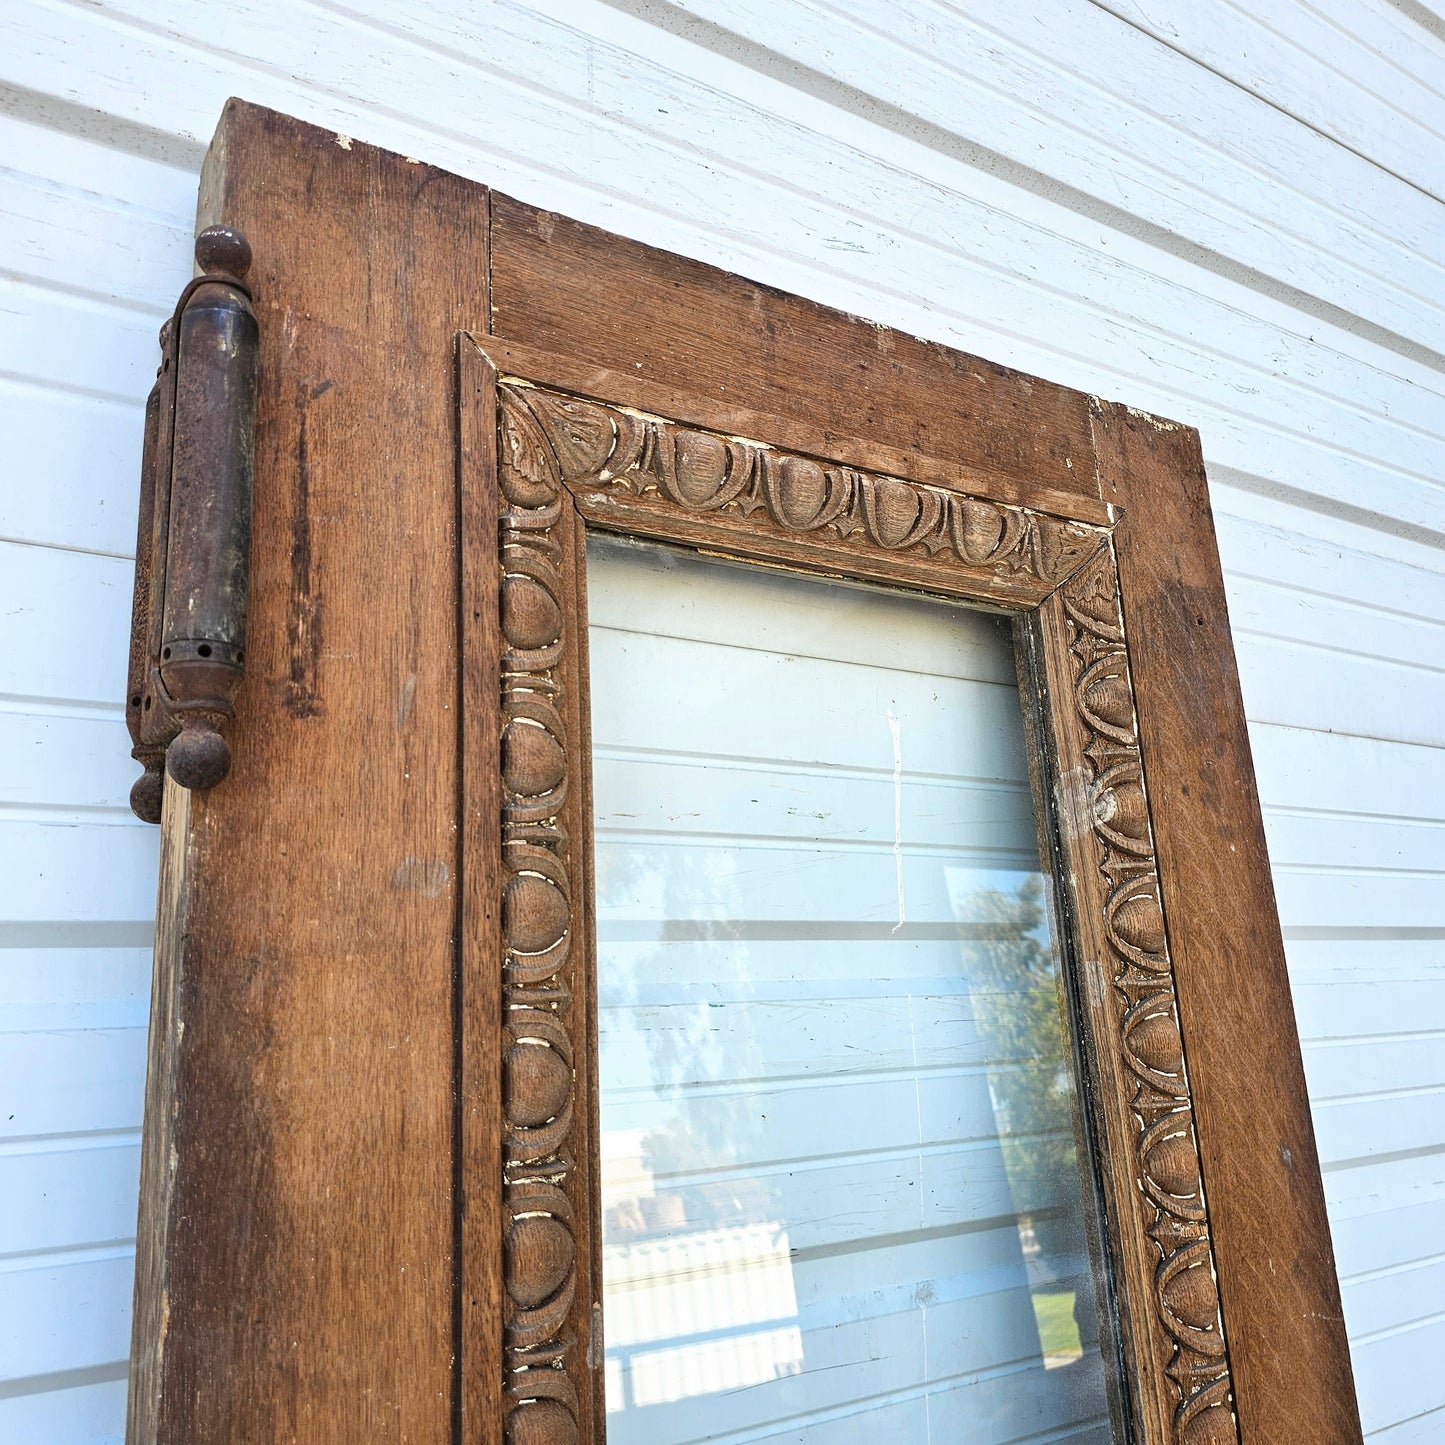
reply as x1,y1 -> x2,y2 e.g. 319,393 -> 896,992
587,535 -> 1122,1445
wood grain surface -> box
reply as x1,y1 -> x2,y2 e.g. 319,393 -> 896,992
471,336 -> 1114,526
458,342 -> 505,1445
129,100 -> 489,1443
489,194 -> 1101,505
129,98 -> 1362,1445
1094,401 -> 1362,1445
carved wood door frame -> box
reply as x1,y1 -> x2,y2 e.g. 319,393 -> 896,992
128,100 -> 1362,1445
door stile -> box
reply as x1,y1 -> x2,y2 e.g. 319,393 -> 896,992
128,100 -> 487,1445
1091,405 -> 1358,1444
127,786 -> 194,1445
1027,552 -> 1236,1445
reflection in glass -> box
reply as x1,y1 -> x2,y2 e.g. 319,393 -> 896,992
588,535 -> 1121,1444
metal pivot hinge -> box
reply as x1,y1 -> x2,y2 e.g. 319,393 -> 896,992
126,225 -> 259,823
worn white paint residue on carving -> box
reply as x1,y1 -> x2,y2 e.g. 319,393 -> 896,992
1123,403 -> 1185,431
1059,765 -> 1095,842
888,708 -> 905,933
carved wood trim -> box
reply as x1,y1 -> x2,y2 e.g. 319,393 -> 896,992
484,361 -> 1240,1445
498,377 -> 1107,608
495,379 -> 592,1445
1035,547 -> 1239,1445
474,333 -> 1117,527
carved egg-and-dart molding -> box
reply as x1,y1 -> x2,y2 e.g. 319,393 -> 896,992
497,385 -> 583,1445
500,380 -> 1105,597
1059,548 -> 1238,1445
490,372 -> 1239,1445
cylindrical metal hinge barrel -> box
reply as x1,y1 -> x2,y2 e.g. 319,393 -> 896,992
158,227 -> 259,793
126,225 -> 259,819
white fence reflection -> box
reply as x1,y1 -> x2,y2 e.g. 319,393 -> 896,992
604,1220 -> 803,1411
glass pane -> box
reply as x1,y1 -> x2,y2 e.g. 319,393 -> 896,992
587,534 -> 1122,1445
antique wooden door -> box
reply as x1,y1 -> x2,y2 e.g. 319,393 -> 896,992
127,100 -> 1361,1445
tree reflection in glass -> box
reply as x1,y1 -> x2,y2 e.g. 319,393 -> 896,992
962,877 -> 1104,1372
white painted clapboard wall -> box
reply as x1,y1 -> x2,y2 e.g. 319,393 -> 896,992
0,1 -> 1440,1440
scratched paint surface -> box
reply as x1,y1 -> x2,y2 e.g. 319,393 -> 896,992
587,536 -> 1117,1443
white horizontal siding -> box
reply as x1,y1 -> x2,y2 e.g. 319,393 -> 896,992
0,0 -> 1439,1439
589,538 -> 1112,1444
1095,0 -> 1445,201
7,0 -> 1445,536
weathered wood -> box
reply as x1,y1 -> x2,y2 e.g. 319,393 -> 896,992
486,342 -> 602,1445
483,362 -> 1245,1445
130,99 -> 1361,1445
1093,401 -> 1362,1445
126,784 -> 192,1444
473,336 -> 1114,526
492,374 -> 1108,612
128,100 -> 489,1443
488,194 -> 1102,504
458,341 -> 505,1445
1030,556 -> 1234,1445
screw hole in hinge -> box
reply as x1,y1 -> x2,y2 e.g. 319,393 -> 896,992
198,644 -> 212,657
162,647 -> 172,660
